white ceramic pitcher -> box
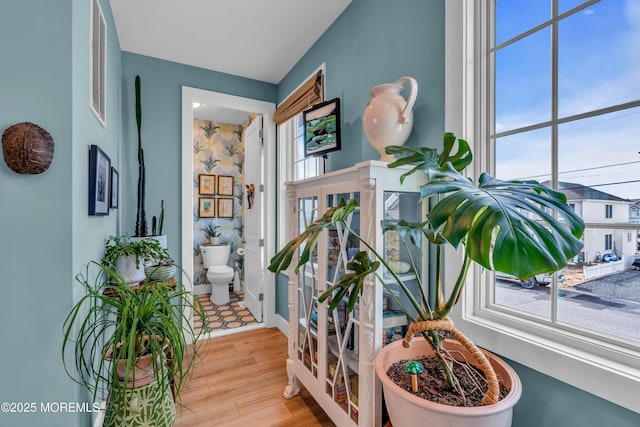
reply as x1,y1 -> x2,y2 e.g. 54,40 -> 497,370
363,76 -> 418,162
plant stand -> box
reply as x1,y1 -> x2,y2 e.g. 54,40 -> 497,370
103,375 -> 176,427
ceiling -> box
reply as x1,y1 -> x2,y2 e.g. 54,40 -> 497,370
192,102 -> 250,125
110,0 -> 352,85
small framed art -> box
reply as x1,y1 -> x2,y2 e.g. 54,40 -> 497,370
217,198 -> 234,218
88,144 -> 110,215
198,198 -> 215,218
217,175 -> 234,196
110,167 -> 119,208
199,174 -> 216,195
303,97 -> 341,157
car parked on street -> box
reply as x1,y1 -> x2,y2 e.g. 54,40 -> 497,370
496,270 -> 565,289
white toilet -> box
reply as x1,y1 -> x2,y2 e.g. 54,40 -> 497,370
201,244 -> 235,305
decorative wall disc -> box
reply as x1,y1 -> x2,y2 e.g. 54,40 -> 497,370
2,122 -> 54,174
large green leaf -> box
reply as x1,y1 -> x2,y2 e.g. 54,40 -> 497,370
422,163 -> 585,280
268,198 -> 358,275
386,132 -> 472,183
318,251 -> 380,312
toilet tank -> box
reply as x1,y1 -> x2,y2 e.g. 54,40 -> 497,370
201,244 -> 230,267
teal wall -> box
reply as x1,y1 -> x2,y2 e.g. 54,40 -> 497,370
274,0 -> 446,327
510,359 -> 639,427
278,0 -> 445,172
0,0 -> 120,426
120,53 -> 277,266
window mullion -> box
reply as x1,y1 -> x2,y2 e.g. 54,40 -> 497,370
550,0 -> 560,324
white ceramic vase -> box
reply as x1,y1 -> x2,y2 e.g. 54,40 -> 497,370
363,76 -> 418,162
375,338 -> 522,427
116,255 -> 146,285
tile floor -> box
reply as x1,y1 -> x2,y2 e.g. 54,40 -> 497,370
194,291 -> 258,335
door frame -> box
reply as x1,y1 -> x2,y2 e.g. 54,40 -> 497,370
181,86 -> 276,337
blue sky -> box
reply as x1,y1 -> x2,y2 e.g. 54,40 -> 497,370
494,0 -> 640,200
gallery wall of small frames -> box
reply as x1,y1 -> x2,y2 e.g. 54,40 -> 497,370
197,174 -> 235,218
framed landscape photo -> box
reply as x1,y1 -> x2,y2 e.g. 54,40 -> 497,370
198,198 -> 216,218
199,174 -> 216,195
303,98 -> 341,157
217,175 -> 234,196
88,144 -> 110,215
217,198 -> 234,218
110,167 -> 119,209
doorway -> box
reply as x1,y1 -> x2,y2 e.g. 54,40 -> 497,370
181,86 -> 276,339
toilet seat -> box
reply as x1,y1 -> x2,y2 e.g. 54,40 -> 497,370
208,265 -> 234,275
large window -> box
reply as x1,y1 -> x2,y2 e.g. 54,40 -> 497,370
280,113 -> 324,183
491,0 -> 640,342
447,0 -> 640,413
276,67 -> 326,249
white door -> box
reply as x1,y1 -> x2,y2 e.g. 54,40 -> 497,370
243,115 -> 264,321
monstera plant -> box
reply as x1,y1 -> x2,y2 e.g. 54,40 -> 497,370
269,132 -> 585,426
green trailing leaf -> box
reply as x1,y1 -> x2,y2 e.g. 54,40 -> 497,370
318,251 -> 380,312
381,219 -> 429,247
268,198 -> 358,275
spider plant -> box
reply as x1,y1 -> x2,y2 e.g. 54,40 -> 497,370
269,132 -> 584,404
62,261 -> 206,411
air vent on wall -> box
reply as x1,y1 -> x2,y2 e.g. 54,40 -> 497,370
90,0 -> 106,126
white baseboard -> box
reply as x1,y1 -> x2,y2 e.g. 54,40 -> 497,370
274,314 -> 288,336
194,284 -> 211,294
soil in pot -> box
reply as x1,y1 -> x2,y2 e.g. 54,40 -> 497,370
387,357 -> 510,407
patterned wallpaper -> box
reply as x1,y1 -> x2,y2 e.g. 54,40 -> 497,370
192,119 -> 245,286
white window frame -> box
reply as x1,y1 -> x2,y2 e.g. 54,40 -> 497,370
606,204 -> 613,219
277,65 -> 326,249
445,0 -> 640,414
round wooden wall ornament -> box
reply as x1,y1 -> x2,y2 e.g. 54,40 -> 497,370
2,122 -> 54,174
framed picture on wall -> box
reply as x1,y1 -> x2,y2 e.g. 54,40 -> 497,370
88,144 -> 110,215
198,198 -> 215,218
199,174 -> 216,195
217,175 -> 234,196
217,198 -> 234,218
303,97 -> 341,157
110,167 -> 119,209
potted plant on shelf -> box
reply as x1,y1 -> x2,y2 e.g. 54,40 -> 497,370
62,261 -> 206,427
103,235 -> 169,284
269,133 -> 585,427
201,223 -> 221,245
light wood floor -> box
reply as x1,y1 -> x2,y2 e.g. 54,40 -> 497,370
174,327 -> 335,427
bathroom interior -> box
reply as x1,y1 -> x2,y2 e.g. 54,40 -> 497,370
190,101 -> 263,338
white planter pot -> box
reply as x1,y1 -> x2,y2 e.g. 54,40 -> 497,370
152,235 -> 168,250
375,338 -> 522,427
116,255 -> 146,285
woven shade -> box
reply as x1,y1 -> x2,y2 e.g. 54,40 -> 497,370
273,70 -> 324,125
2,122 -> 54,174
